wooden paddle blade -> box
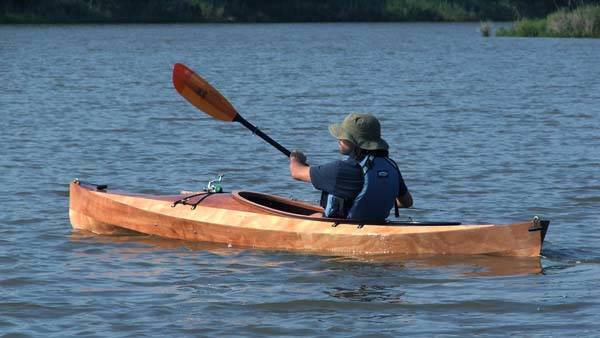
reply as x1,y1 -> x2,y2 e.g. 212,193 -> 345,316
172,63 -> 238,122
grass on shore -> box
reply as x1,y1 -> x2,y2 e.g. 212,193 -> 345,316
497,5 -> 600,38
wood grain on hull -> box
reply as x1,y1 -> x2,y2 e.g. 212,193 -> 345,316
69,182 -> 544,256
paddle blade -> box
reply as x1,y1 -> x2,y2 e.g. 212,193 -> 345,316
172,63 -> 238,122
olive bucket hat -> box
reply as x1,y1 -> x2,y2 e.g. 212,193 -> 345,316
328,113 -> 389,150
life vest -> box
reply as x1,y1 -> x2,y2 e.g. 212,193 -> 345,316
346,155 -> 400,221
323,193 -> 348,219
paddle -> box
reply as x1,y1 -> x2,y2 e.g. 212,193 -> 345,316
172,63 -> 291,157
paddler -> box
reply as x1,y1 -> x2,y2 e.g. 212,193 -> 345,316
289,113 -> 413,221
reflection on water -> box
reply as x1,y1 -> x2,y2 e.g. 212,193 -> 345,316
337,254 -> 543,277
326,284 -> 406,303
71,231 -> 542,278
410,255 -> 542,277
70,230 -> 237,257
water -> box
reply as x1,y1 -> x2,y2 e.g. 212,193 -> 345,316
1,23 -> 599,337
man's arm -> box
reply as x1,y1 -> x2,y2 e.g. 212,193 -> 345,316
289,151 -> 311,183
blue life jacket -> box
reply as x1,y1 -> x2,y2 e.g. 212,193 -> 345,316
324,193 -> 355,219
347,156 -> 400,221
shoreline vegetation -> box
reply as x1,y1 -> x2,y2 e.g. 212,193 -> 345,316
1,0 -> 599,24
496,5 -> 600,38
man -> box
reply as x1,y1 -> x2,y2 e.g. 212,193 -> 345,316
289,113 -> 412,221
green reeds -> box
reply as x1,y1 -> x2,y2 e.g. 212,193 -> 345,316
497,5 -> 600,38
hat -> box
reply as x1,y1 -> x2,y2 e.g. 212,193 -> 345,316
328,113 -> 389,150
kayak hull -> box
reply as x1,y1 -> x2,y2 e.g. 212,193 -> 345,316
69,181 -> 549,257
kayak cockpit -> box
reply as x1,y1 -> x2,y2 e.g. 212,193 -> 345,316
232,191 -> 462,226
233,191 -> 324,217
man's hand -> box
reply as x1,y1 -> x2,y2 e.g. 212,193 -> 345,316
290,150 -> 307,164
396,191 -> 413,208
289,150 -> 311,182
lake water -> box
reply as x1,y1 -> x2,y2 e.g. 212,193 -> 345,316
1,23 -> 599,337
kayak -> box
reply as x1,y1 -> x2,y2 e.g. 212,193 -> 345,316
68,180 -> 550,257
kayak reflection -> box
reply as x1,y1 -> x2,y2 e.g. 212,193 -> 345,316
70,231 -> 240,258
70,231 -> 542,277
332,254 -> 543,277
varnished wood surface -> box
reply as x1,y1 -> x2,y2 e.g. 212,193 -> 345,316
69,182 -> 546,256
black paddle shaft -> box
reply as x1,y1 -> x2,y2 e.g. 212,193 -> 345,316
234,115 -> 291,157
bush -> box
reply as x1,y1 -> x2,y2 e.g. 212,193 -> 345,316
497,5 -> 600,38
496,19 -> 546,37
515,18 -> 547,37
547,5 -> 600,37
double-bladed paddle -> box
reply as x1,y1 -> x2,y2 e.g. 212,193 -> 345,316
172,63 -> 291,157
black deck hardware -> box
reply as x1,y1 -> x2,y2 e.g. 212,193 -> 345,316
171,192 -> 209,208
72,179 -> 107,192
190,193 -> 213,210
528,218 -> 550,242
171,190 -> 225,210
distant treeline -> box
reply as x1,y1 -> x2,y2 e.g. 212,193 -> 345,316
2,0 -> 600,24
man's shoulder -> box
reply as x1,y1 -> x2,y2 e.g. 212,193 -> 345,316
310,158 -> 363,195
321,158 -> 361,173
311,160 -> 342,178
310,158 -> 361,186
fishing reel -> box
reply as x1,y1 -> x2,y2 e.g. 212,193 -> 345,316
205,173 -> 224,193
173,174 -> 225,209
179,173 -> 224,196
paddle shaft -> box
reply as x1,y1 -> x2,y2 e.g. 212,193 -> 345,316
234,115 -> 291,157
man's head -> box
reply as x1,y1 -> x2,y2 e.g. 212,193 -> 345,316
329,113 -> 388,153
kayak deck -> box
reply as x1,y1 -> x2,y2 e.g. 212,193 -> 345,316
69,181 -> 549,257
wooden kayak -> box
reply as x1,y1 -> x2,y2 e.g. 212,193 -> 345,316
69,180 -> 550,257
